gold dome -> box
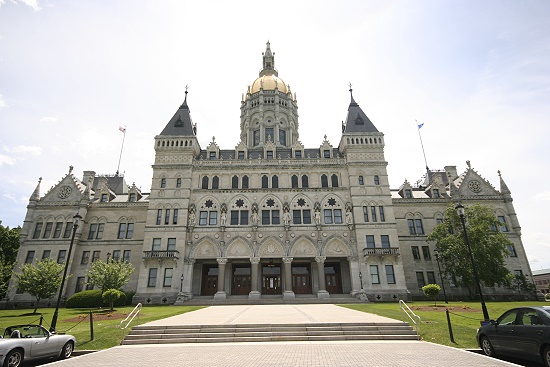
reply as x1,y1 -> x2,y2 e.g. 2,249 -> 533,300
250,74 -> 289,94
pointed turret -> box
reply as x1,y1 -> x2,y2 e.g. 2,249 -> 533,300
498,170 -> 511,195
342,86 -> 379,133
159,88 -> 196,136
260,41 -> 277,77
30,177 -> 42,202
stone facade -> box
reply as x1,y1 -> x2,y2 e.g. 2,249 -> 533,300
6,42 -> 534,306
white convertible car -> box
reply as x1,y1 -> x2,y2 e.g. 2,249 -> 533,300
0,324 -> 76,367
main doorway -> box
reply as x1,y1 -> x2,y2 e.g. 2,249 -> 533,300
292,264 -> 312,294
262,264 -> 281,294
232,264 -> 251,295
325,262 -> 342,294
201,264 -> 218,296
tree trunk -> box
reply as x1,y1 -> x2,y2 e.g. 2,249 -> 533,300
33,297 -> 40,313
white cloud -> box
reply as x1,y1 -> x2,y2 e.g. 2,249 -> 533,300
2,193 -> 17,203
4,145 -> 42,156
533,191 -> 550,201
0,0 -> 41,11
40,116 -> 58,123
0,94 -> 6,108
0,153 -> 15,166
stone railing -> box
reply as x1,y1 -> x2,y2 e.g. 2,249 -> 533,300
362,247 -> 400,257
142,250 -> 180,259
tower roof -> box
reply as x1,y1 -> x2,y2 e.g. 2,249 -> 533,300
159,90 -> 196,136
342,87 -> 378,133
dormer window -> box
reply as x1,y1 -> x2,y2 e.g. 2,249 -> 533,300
129,193 -> 136,202
323,150 -> 330,158
405,189 -> 412,198
101,194 -> 108,202
209,152 -> 216,160
295,151 -> 302,159
266,151 -> 273,159
433,189 -> 440,198
238,151 -> 245,160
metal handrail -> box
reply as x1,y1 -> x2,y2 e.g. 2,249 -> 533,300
399,300 -> 421,339
119,303 -> 142,330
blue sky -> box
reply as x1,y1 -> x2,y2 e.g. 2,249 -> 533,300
1,0 -> 549,270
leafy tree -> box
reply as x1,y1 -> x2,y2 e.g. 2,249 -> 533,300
15,258 -> 64,313
102,289 -> 124,311
427,204 -> 513,298
0,223 -> 21,298
422,284 -> 441,306
509,273 -> 535,299
86,259 -> 134,293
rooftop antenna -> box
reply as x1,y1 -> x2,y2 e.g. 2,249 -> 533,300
415,119 -> 430,184
116,125 -> 127,176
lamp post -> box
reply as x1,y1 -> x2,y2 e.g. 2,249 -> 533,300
50,213 -> 82,332
455,203 -> 490,321
359,271 -> 363,291
434,248 -> 455,343
180,274 -> 184,293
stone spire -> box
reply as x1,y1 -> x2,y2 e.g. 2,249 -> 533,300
30,177 -> 42,202
260,41 -> 278,77
498,170 -> 511,195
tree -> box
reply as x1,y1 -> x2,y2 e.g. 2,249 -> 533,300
0,223 -> 21,298
102,289 -> 124,311
422,284 -> 441,306
86,259 -> 134,293
15,258 -> 64,313
509,273 -> 535,299
427,204 -> 513,297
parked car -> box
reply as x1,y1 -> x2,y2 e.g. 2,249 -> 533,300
0,324 -> 75,367
477,306 -> 550,367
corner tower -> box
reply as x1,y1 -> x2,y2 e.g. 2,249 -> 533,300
240,42 -> 299,149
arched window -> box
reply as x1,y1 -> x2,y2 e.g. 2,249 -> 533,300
262,175 -> 269,188
374,175 -> 380,185
331,174 -> 339,187
358,176 -> 364,185
242,175 -> 249,189
176,178 -> 182,188
232,175 -> 239,189
272,175 -> 279,189
212,176 -> 219,189
201,176 -> 209,189
291,175 -> 298,188
160,178 -> 166,188
321,174 -> 328,188
302,175 -> 309,188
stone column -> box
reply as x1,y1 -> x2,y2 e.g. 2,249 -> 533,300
249,257 -> 261,300
214,258 -> 227,300
282,257 -> 295,299
315,256 -> 329,298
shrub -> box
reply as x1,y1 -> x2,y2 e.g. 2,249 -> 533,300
545,293 -> 550,301
102,289 -> 125,311
422,284 -> 441,306
124,291 -> 135,305
66,290 -> 102,308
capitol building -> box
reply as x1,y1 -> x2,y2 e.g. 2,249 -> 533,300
7,42 -> 533,305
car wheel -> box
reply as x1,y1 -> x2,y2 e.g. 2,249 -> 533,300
60,341 -> 74,360
480,336 -> 496,357
543,345 -> 550,367
3,349 -> 23,367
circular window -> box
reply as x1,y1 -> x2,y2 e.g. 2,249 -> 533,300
468,180 -> 482,193
58,186 -> 72,199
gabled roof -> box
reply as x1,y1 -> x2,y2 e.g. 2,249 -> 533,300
159,91 -> 196,136
343,89 -> 378,133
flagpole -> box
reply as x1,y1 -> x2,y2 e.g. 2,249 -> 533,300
415,119 -> 430,184
116,126 -> 126,176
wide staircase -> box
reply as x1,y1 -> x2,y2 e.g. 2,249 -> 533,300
122,322 -> 418,345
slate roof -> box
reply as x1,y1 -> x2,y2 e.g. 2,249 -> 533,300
91,175 -> 128,195
343,90 -> 379,133
159,91 -> 196,136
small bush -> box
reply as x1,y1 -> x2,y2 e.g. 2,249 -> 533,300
124,291 -> 135,305
103,289 -> 125,311
66,290 -> 102,308
545,293 -> 550,301
422,284 -> 441,306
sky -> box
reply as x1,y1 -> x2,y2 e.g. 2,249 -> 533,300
1,0 -> 549,270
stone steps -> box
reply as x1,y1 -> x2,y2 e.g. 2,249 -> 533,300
122,322 -> 418,345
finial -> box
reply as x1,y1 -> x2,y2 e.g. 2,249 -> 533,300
69,165 -> 73,174
38,177 -> 42,183
466,160 -> 471,169
212,136 -> 215,142
497,170 -> 501,177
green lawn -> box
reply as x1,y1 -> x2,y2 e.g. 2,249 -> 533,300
342,300 -> 549,348
0,305 -> 204,350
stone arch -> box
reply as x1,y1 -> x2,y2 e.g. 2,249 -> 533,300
229,195 -> 251,210
322,237 -> 353,257
259,195 -> 283,209
258,237 -> 285,257
290,236 -> 318,257
197,196 -> 220,210
191,238 -> 221,259
320,194 -> 345,209
289,194 -> 313,209
225,237 -> 253,258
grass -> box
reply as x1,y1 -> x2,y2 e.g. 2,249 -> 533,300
0,305 -> 204,350
342,300 -> 549,348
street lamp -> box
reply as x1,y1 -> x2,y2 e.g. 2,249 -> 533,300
180,274 -> 184,293
359,271 -> 363,291
434,248 -> 455,343
455,203 -> 490,321
51,212 -> 82,332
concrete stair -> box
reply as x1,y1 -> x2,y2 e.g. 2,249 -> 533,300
181,294 -> 364,306
122,322 -> 418,345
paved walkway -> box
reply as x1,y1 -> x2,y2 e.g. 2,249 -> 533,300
41,304 -> 523,367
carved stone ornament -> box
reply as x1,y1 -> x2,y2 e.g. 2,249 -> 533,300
468,180 -> 482,193
58,186 -> 72,199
